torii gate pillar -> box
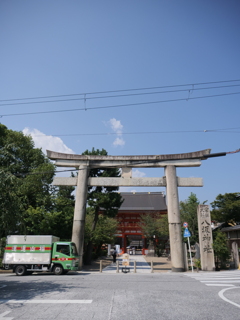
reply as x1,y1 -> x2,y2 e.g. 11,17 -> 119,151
165,165 -> 184,272
71,165 -> 89,270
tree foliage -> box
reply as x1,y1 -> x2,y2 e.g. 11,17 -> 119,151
211,193 -> 240,223
23,185 -> 75,239
138,213 -> 169,256
84,208 -> 118,252
83,148 -> 123,218
212,230 -> 230,269
139,214 -> 169,241
0,171 -> 22,238
82,148 -> 123,264
0,124 -> 77,240
52,185 -> 75,239
0,124 -> 56,238
180,193 -> 206,243
23,206 -> 61,235
0,124 -> 51,176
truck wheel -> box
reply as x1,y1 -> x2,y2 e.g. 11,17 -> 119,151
53,265 -> 63,275
15,265 -> 26,276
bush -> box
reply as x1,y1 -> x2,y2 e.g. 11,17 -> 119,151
92,252 -> 99,260
213,231 -> 230,270
194,258 -> 201,272
100,249 -> 107,257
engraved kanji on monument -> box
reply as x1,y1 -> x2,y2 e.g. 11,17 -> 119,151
197,205 -> 215,271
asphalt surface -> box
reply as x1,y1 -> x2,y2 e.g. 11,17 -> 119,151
1,269 -> 240,319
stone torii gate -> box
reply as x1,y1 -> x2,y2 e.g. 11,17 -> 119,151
47,149 -> 212,272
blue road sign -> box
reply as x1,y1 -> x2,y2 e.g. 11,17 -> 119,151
183,228 -> 191,238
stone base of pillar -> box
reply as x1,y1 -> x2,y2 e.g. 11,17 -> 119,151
171,267 -> 185,272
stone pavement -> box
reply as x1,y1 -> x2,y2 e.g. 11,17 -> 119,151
102,254 -> 151,274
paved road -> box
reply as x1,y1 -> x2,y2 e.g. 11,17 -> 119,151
185,270 -> 240,309
1,270 -> 240,319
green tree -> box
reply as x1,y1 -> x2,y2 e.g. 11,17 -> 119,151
84,208 -> 118,260
23,185 -> 75,239
211,193 -> 240,222
0,124 -> 55,237
52,185 -> 75,239
139,214 -> 169,240
0,171 -> 22,238
138,214 -> 169,256
23,206 -> 61,235
212,230 -> 230,269
0,124 -> 51,177
180,193 -> 206,243
82,148 -> 123,264
19,163 -> 56,213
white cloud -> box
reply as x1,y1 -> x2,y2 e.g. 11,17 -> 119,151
23,128 -> 75,155
109,118 -> 123,134
113,137 -> 125,146
108,118 -> 125,147
132,169 -> 146,178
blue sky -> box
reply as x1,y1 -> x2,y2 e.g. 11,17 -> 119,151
1,1 -> 240,204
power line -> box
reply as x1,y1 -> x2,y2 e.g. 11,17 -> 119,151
0,83 -> 240,107
1,79 -> 240,103
32,127 -> 240,138
1,91 -> 240,118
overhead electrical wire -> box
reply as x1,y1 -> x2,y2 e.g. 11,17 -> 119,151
1,79 -> 239,177
1,91 -> 240,117
1,79 -> 240,103
31,126 -> 240,138
1,83 -> 240,107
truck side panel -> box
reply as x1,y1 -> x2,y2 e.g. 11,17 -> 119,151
4,252 -> 52,264
3,244 -> 52,264
3,235 -> 59,265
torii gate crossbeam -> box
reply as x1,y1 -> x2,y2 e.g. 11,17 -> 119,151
47,149 -> 211,272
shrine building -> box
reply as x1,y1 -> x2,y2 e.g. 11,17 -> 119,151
114,192 -> 168,254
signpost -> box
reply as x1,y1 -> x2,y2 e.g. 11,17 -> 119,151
183,223 -> 193,272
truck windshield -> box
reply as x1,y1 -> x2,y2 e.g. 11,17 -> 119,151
71,243 -> 78,256
56,244 -> 70,256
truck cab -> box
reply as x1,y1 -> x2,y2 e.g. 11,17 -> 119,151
51,242 -> 79,275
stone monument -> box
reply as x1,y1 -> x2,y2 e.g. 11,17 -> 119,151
197,205 -> 215,271
232,242 -> 239,269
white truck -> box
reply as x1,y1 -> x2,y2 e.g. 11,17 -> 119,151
2,235 -> 79,276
